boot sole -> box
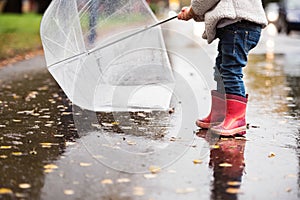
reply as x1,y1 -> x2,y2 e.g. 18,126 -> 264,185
196,120 -> 222,129
210,126 -> 247,136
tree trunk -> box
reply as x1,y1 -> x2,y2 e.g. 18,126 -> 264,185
3,0 -> 23,13
36,0 -> 52,14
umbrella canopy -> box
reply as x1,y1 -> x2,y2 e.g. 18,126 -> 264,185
40,0 -> 174,111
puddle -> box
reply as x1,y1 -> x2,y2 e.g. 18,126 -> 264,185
0,70 -> 77,199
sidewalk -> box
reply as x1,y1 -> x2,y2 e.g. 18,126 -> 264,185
0,20 -> 299,200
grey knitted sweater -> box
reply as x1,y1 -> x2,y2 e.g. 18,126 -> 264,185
191,0 -> 268,43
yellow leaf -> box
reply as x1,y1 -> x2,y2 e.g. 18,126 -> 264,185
227,181 -> 241,186
44,169 -> 53,173
61,112 -> 71,116
211,145 -> 220,149
219,163 -> 233,167
149,165 -> 161,174
0,188 -> 13,194
0,146 -> 12,149
268,152 -> 276,158
111,121 -> 119,125
12,152 -> 23,156
101,179 -> 113,185
44,164 -> 58,169
226,187 -> 241,194
193,159 -> 203,164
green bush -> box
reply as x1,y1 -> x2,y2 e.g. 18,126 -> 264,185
0,13 -> 42,60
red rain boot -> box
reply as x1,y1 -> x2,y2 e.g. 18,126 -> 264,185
196,90 -> 225,129
211,94 -> 248,136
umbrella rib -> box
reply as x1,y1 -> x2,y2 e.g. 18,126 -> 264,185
48,16 -> 177,69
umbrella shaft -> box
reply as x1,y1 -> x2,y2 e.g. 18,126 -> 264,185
88,15 -> 177,54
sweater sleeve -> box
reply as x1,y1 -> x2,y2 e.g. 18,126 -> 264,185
191,0 -> 220,21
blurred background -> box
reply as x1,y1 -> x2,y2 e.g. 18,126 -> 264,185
0,1 -> 299,199
0,0 -> 298,65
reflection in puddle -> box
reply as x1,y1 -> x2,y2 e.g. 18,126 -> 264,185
197,130 -> 246,199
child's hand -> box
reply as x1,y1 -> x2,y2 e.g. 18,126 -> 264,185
177,7 -> 194,21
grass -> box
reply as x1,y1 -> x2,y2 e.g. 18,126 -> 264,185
0,13 -> 42,61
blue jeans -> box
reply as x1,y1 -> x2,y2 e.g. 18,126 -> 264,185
214,21 -> 262,97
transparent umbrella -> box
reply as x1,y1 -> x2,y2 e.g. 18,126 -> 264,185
40,0 -> 175,111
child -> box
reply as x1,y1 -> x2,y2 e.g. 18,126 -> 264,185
178,0 -> 268,136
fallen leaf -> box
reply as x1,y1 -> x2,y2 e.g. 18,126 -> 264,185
65,141 -> 76,146
111,121 -> 119,125
61,112 -> 71,116
0,146 -> 12,149
17,110 -> 35,115
44,164 -> 58,170
101,123 -> 113,127
79,162 -> 92,167
227,181 -> 241,186
15,193 -> 27,198
64,189 -> 74,195
226,187 -> 241,194
101,179 -> 113,185
37,86 -> 49,91
193,159 -> 203,164
44,169 -> 53,173
211,145 -> 220,149
268,152 -> 276,158
12,152 -> 23,156
137,113 -> 146,118
0,188 -> 13,194
54,134 -> 64,138
219,163 -> 233,167
116,178 -> 131,183
25,91 -> 38,101
127,141 -> 136,145
0,155 -> 8,159
149,165 -> 161,174
18,183 -> 31,189
40,143 -> 57,148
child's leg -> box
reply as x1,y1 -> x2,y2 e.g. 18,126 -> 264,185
211,22 -> 261,135
215,22 -> 261,97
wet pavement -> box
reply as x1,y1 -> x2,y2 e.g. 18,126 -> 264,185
0,21 -> 299,200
